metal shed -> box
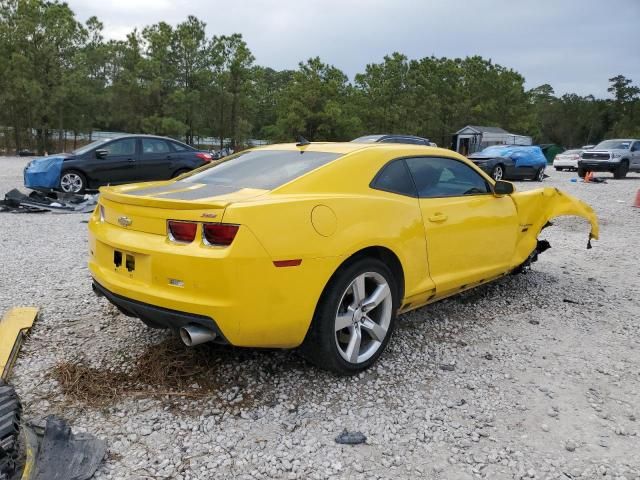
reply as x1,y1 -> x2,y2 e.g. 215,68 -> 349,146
453,125 -> 532,155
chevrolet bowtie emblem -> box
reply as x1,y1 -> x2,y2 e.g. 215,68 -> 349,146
118,216 -> 132,227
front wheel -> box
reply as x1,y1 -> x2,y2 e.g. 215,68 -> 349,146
577,166 -> 587,178
613,161 -> 628,179
534,167 -> 545,182
300,257 -> 398,375
59,170 -> 87,193
490,164 -> 504,181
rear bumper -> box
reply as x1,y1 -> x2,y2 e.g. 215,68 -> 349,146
92,280 -> 228,342
88,208 -> 340,348
553,160 -> 577,168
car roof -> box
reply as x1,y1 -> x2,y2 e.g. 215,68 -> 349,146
351,134 -> 430,143
256,141 -> 453,157
101,134 -> 186,142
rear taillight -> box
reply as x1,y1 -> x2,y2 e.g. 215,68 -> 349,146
203,223 -> 239,246
196,152 -> 212,162
168,221 -> 197,243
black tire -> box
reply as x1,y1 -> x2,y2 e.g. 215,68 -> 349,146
171,168 -> 190,179
577,166 -> 587,178
490,164 -> 505,181
555,167 -> 563,171
300,257 -> 399,375
0,381 -> 21,479
534,167 -> 545,182
59,169 -> 87,194
613,161 -> 629,179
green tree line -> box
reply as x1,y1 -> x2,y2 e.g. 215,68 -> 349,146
1,0 -> 638,155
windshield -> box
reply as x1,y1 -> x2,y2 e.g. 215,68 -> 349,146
594,140 -> 631,150
184,149 -> 342,190
71,138 -> 111,156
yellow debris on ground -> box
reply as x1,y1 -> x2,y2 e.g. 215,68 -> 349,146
0,307 -> 39,380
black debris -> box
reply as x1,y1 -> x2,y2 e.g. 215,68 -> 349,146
529,319 -> 540,325
439,364 -> 455,371
0,189 -> 97,214
484,353 -> 494,361
562,298 -> 581,305
335,429 -> 367,445
0,381 -> 21,480
25,415 -> 107,480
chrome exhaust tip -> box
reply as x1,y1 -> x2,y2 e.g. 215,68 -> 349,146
179,324 -> 217,346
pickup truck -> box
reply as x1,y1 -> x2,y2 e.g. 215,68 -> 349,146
578,139 -> 640,179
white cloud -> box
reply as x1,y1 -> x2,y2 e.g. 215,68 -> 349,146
68,0 -> 640,97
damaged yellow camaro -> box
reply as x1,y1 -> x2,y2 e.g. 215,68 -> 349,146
88,143 -> 598,374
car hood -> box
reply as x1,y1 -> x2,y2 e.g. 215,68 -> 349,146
586,149 -> 627,155
468,154 -> 499,161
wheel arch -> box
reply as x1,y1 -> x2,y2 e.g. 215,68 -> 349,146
326,246 -> 405,305
60,167 -> 89,188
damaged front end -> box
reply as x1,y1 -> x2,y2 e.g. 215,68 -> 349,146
510,187 -> 599,271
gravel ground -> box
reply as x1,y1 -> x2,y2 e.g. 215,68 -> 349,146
1,156 -> 640,480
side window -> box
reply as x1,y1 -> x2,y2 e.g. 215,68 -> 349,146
142,139 -> 171,155
405,157 -> 490,198
632,142 -> 640,152
103,138 -> 136,157
171,141 -> 189,152
370,159 -> 417,197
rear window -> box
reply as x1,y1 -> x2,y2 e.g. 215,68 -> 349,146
184,150 -> 341,190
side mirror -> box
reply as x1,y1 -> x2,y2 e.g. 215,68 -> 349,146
494,180 -> 514,195
95,149 -> 108,159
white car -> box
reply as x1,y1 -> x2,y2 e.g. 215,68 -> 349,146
553,149 -> 582,171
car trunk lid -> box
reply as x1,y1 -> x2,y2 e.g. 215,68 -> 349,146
99,180 -> 268,235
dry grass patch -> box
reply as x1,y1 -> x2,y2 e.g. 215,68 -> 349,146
50,337 -> 256,407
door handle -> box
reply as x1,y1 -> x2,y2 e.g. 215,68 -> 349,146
127,158 -> 134,162
428,213 -> 448,223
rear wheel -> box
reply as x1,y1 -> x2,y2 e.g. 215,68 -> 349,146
613,161 -> 629,179
490,164 -> 504,181
555,167 -> 563,171
300,257 -> 398,375
59,170 -> 86,193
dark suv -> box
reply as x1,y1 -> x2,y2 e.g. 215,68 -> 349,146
24,134 -> 212,193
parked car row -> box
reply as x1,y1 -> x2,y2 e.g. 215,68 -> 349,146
21,132 -> 640,195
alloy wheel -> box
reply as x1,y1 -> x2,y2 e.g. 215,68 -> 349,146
60,173 -> 83,193
493,165 -> 503,181
334,272 -> 393,364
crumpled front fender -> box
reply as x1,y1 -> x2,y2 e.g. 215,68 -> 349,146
510,187 -> 599,266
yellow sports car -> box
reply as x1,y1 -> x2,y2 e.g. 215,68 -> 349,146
88,142 -> 598,374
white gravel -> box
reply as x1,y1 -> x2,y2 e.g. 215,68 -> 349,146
1,156 -> 639,480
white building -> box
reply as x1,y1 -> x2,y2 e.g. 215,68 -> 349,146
454,125 -> 532,155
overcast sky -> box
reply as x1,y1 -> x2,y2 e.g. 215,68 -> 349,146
69,0 -> 639,98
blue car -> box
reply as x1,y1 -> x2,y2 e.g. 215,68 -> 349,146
468,145 -> 547,182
